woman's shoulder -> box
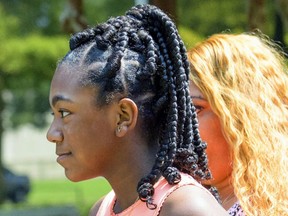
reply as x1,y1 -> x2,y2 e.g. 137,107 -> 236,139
159,184 -> 228,216
228,202 -> 245,216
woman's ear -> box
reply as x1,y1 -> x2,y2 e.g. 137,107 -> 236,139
115,98 -> 138,137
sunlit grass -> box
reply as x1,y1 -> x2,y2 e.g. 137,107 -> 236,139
1,177 -> 111,216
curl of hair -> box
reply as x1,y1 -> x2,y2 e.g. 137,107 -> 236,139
188,32 -> 288,216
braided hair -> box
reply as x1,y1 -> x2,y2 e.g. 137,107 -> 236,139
61,4 -> 211,209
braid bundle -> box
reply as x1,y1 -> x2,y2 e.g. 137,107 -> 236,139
127,4 -> 212,207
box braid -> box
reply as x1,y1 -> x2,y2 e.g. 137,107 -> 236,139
61,4 -> 211,209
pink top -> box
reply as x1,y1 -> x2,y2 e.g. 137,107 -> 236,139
96,172 -> 215,216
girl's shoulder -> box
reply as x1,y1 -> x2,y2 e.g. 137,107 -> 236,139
159,184 -> 228,216
155,173 -> 228,216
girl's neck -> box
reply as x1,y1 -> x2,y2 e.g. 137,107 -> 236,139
110,172 -> 141,213
113,191 -> 139,214
106,141 -> 158,212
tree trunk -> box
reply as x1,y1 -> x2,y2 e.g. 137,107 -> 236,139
274,0 -> 288,52
60,0 -> 88,34
274,12 -> 285,44
150,0 -> 178,25
247,0 -> 266,32
275,0 -> 288,30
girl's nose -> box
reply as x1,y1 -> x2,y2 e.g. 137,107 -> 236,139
46,120 -> 63,143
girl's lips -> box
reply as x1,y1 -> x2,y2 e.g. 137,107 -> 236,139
56,152 -> 72,163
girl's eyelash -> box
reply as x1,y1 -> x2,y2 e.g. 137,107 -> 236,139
50,109 -> 70,118
194,105 -> 204,114
58,109 -> 70,118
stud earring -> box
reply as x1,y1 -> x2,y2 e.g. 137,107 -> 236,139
117,125 -> 122,133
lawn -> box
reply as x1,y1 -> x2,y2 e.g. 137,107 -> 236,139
0,177 -> 111,216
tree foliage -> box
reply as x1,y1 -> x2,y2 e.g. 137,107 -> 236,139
0,35 -> 68,128
0,0 -> 139,129
0,0 -> 282,130
0,0 -> 283,128
0,0 -> 64,36
178,0 -> 272,37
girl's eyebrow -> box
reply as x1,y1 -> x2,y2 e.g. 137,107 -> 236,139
190,95 -> 206,100
51,95 -> 73,107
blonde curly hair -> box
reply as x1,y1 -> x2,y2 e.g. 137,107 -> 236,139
188,32 -> 288,216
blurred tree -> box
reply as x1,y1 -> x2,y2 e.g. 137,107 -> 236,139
60,0 -> 134,34
60,0 -> 88,34
274,0 -> 288,51
0,0 -> 65,36
178,0 -> 247,36
0,35 -> 68,128
0,2 -> 68,203
0,80 -> 4,203
246,0 -> 287,51
150,0 -> 177,24
84,0 -> 134,26
0,4 -> 21,203
0,35 -> 68,203
247,0 -> 266,32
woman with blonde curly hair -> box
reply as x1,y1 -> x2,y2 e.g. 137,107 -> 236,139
187,32 -> 288,216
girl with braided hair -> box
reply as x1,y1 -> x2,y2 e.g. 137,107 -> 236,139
188,32 -> 288,216
46,4 -> 227,216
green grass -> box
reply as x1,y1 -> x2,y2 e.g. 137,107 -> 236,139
1,177 -> 111,216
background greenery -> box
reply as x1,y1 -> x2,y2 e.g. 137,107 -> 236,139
1,178 -> 111,215
0,0 -> 283,129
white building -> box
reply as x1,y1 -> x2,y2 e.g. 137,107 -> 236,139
3,125 -> 64,180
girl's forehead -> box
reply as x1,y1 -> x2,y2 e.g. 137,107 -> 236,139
56,60 -> 88,77
52,63 -> 83,88
50,65 -> 95,101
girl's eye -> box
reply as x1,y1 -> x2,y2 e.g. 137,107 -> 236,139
194,105 -> 204,114
59,110 -> 70,118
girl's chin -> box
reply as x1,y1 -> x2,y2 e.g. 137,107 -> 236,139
65,169 -> 98,182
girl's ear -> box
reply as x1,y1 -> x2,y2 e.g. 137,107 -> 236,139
115,98 -> 138,137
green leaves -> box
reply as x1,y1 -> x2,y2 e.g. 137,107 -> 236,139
0,35 -> 68,78
0,34 -> 68,128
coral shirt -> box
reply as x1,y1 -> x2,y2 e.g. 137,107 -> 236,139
96,172 -> 215,216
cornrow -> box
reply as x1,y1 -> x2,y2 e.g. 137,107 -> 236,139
62,4 -> 212,209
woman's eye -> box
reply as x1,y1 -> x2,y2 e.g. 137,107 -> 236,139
59,110 -> 70,118
194,105 -> 204,114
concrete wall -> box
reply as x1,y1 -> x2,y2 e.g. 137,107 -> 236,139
2,125 -> 65,180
